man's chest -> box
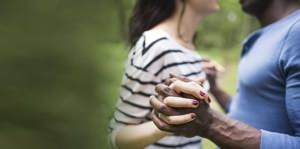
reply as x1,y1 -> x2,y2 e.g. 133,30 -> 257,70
238,36 -> 285,91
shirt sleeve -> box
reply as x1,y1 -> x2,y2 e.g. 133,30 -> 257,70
260,20 -> 300,149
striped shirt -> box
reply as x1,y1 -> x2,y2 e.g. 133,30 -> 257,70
108,29 -> 209,149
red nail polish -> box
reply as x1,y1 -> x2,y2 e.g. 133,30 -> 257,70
200,91 -> 205,96
192,100 -> 199,105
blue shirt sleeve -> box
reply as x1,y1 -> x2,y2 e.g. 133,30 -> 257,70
260,20 -> 300,149
261,130 -> 300,149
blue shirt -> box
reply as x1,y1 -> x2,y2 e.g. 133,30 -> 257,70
228,10 -> 300,148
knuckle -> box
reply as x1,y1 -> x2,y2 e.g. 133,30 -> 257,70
170,78 -> 178,82
171,81 -> 178,87
163,117 -> 171,123
160,123 -> 169,130
163,87 -> 171,93
164,79 -> 172,85
160,127 -> 168,132
149,97 -> 154,105
157,123 -> 165,130
155,84 -> 166,90
155,84 -> 163,92
159,105 -> 168,114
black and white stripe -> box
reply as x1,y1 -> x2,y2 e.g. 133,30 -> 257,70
153,139 -> 201,148
143,49 -> 184,71
109,29 -> 206,149
154,60 -> 203,76
119,96 -> 152,110
142,37 -> 168,55
113,116 -> 143,125
184,70 -> 203,77
115,107 -> 149,119
130,36 -> 168,72
161,70 -> 203,83
125,72 -> 159,86
121,84 -> 154,97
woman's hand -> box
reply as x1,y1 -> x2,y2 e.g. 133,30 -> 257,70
201,58 -> 225,91
150,81 -> 213,137
169,78 -> 211,104
200,60 -> 232,111
149,79 -> 213,137
150,80 -> 260,149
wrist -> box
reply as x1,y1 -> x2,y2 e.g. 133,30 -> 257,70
210,86 -> 226,98
192,105 -> 215,138
200,108 -> 216,138
152,122 -> 172,138
210,85 -> 221,93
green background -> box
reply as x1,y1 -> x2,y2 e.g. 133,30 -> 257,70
0,0 -> 258,148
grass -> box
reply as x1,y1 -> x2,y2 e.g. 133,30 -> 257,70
98,42 -> 240,149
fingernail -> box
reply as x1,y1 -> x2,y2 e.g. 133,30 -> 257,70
192,100 -> 199,106
208,97 -> 211,103
191,113 -> 196,119
199,91 -> 205,96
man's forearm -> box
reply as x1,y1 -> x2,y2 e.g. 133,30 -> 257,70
210,87 -> 231,111
205,109 -> 261,149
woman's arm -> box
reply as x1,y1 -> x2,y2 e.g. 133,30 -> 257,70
115,121 -> 170,149
210,87 -> 231,112
201,60 -> 232,111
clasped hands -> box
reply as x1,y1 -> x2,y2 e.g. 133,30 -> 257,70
150,73 -> 214,138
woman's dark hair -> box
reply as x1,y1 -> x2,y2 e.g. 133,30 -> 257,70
128,0 -> 176,47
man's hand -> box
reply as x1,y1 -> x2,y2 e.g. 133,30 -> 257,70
151,79 -> 261,149
150,79 -> 213,137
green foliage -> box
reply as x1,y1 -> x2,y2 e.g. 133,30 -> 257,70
197,0 -> 259,50
0,0 -> 110,149
0,0 -> 256,149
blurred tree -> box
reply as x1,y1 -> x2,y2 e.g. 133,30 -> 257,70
114,0 -> 127,39
0,0 -> 258,149
197,0 -> 259,51
115,0 -> 259,50
0,0 -> 111,149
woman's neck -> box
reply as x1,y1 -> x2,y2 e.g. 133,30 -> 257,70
155,5 -> 203,50
176,8 -> 203,44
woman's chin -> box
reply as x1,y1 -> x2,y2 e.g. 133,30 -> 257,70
205,6 -> 221,15
213,5 -> 221,13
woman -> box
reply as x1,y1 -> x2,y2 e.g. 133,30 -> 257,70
108,0 -> 220,148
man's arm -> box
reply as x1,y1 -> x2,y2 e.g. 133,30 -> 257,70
150,85 -> 260,149
204,108 -> 261,149
256,20 -> 300,149
199,61 -> 232,111
151,78 -> 300,149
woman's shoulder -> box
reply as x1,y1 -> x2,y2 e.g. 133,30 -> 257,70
127,30 -> 185,75
132,29 -> 203,62
130,30 -> 183,60
134,29 -> 182,53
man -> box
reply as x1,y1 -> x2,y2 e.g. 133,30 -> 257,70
150,0 -> 300,148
